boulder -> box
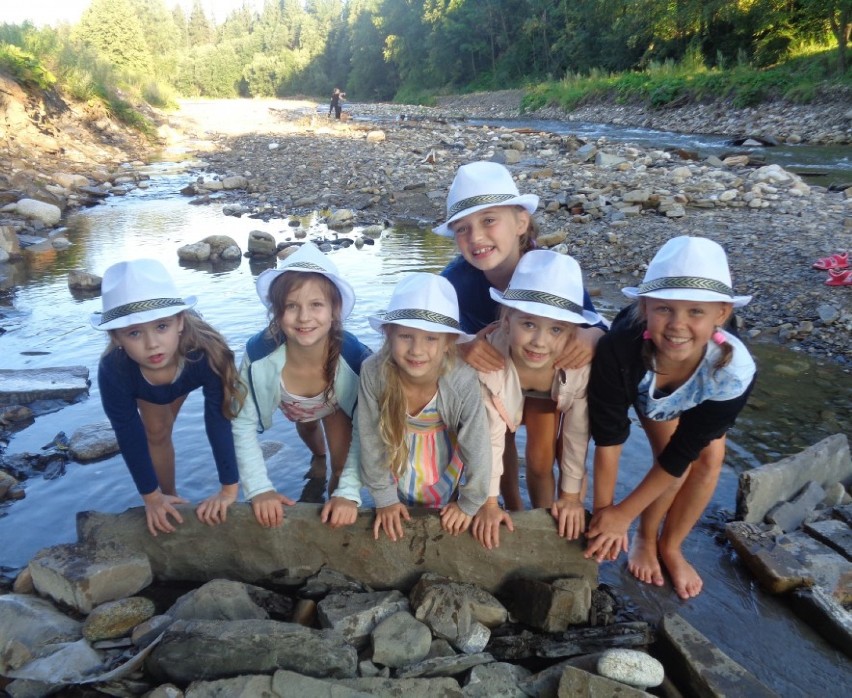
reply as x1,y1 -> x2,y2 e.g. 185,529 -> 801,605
69,421 -> 119,462
16,198 -> 62,226
0,366 -> 90,407
83,596 -> 157,642
0,594 -> 82,674
177,241 -> 211,262
29,542 -> 153,614
247,230 -> 276,257
67,270 -> 101,291
597,648 -> 664,689
76,506 -> 598,594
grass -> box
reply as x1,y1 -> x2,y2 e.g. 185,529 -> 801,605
521,46 -> 852,114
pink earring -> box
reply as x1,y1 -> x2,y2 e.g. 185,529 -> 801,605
642,330 -> 651,340
712,329 -> 726,345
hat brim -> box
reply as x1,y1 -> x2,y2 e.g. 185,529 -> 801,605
256,267 -> 355,319
432,194 -> 539,237
90,296 -> 197,331
622,287 -> 751,308
490,288 -> 602,326
368,314 -> 474,344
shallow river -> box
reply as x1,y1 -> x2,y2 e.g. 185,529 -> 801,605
1,163 -> 850,694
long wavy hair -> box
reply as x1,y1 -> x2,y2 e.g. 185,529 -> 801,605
377,324 -> 458,479
516,205 -> 539,254
629,299 -> 733,375
266,271 -> 343,403
106,311 -> 245,419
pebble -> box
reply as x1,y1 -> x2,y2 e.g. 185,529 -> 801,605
597,648 -> 665,688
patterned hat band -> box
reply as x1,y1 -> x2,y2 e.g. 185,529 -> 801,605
284,261 -> 327,273
638,276 -> 734,298
448,193 -> 517,219
99,298 -> 186,325
502,288 -> 584,316
381,308 -> 462,331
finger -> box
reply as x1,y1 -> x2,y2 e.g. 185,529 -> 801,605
320,503 -> 331,523
168,506 -> 184,526
373,518 -> 382,540
400,507 -> 411,522
146,514 -> 158,537
280,495 -> 296,506
490,523 -> 500,549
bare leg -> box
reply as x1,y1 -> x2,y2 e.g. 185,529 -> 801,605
500,431 -> 523,511
628,417 -> 683,587
658,436 -> 726,599
137,396 -> 187,496
523,397 -> 560,509
321,409 -> 353,496
296,420 -> 327,457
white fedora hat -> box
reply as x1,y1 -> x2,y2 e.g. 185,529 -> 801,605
256,242 -> 356,319
369,273 -> 474,343
90,259 -> 197,331
490,250 -> 602,325
622,236 -> 751,308
432,161 -> 539,237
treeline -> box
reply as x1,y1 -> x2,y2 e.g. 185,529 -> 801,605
1,0 -> 850,106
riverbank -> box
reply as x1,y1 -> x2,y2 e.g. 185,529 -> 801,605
167,95 -> 851,366
1,88 -> 850,365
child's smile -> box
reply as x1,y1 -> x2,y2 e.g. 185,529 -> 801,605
450,206 -> 528,283
644,298 -> 731,368
389,326 -> 450,384
279,278 -> 334,350
506,312 -> 575,372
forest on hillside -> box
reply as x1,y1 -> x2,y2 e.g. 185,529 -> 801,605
1,0 -> 850,106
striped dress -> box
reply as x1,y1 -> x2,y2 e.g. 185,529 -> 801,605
397,392 -> 463,507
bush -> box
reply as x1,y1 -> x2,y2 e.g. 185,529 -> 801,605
0,43 -> 55,89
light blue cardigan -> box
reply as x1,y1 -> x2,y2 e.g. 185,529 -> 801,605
233,328 -> 371,500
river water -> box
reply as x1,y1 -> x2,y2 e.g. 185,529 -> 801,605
1,160 -> 851,694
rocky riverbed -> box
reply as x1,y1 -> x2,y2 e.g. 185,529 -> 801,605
1,86 -> 851,365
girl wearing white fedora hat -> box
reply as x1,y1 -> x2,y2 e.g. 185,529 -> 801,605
92,259 -> 245,537
474,251 -> 601,549
334,273 -> 491,542
232,242 -> 371,529
585,236 -> 756,600
435,161 -> 609,513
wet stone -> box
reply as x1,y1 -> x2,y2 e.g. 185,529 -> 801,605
83,596 -> 156,642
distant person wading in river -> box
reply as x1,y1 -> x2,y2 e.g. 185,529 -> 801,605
329,88 -> 345,119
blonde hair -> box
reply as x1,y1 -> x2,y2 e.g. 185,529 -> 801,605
266,271 -> 343,403
517,206 -> 539,254
629,300 -> 733,374
377,325 -> 458,478
105,311 -> 246,419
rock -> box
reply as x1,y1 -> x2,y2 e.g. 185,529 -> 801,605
0,470 -> 20,500
366,130 -> 386,143
0,366 -> 90,407
463,661 -> 531,696
395,651 -> 494,679
371,611 -> 432,668
595,152 -> 628,168
597,648 -> 664,689
5,637 -> 103,686
168,578 -> 291,621
0,594 -> 82,674
247,230 -> 276,257
804,519 -> 852,559
221,175 -> 249,189
15,199 -> 62,226
318,590 -> 409,649
327,209 -> 355,229
53,173 -> 90,190
767,480 -> 827,531
558,665 -> 652,697
76,506 -> 598,594
83,596 -> 157,642
147,619 -> 358,684
132,614 -> 173,648
737,434 -> 852,523
657,614 -> 778,697
68,420 -> 119,462
67,270 -> 101,291
505,577 -> 591,632
177,241 -> 211,262
201,235 -> 241,261
29,541 -> 153,614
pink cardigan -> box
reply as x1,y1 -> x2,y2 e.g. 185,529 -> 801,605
477,327 -> 591,498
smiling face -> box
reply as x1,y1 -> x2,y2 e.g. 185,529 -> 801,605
450,206 -> 529,283
387,324 -> 453,385
276,276 -> 336,350
504,310 -> 576,371
113,313 -> 184,382
643,297 -> 732,367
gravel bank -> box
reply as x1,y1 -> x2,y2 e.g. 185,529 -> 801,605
169,96 -> 851,367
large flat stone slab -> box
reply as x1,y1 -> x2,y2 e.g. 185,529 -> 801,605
737,434 -> 852,523
76,504 -> 598,594
0,366 -> 90,407
657,614 -> 779,698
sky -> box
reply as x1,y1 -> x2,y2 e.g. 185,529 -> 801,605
2,0 -> 266,27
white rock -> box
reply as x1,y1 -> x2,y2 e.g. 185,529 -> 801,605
16,198 -> 62,226
597,648 -> 664,688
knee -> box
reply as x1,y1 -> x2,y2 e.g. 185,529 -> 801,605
690,452 -> 723,484
144,418 -> 174,446
525,442 -> 556,473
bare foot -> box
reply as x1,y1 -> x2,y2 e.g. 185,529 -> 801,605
627,532 -> 665,586
660,547 -> 703,599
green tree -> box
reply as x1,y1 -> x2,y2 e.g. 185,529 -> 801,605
75,0 -> 153,74
187,0 -> 214,47
128,0 -> 181,79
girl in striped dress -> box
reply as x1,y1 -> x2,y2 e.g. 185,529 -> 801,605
353,273 -> 492,542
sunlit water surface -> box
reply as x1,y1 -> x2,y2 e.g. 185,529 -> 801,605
1,164 -> 850,695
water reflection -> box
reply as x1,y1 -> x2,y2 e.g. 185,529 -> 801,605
1,163 -> 850,694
